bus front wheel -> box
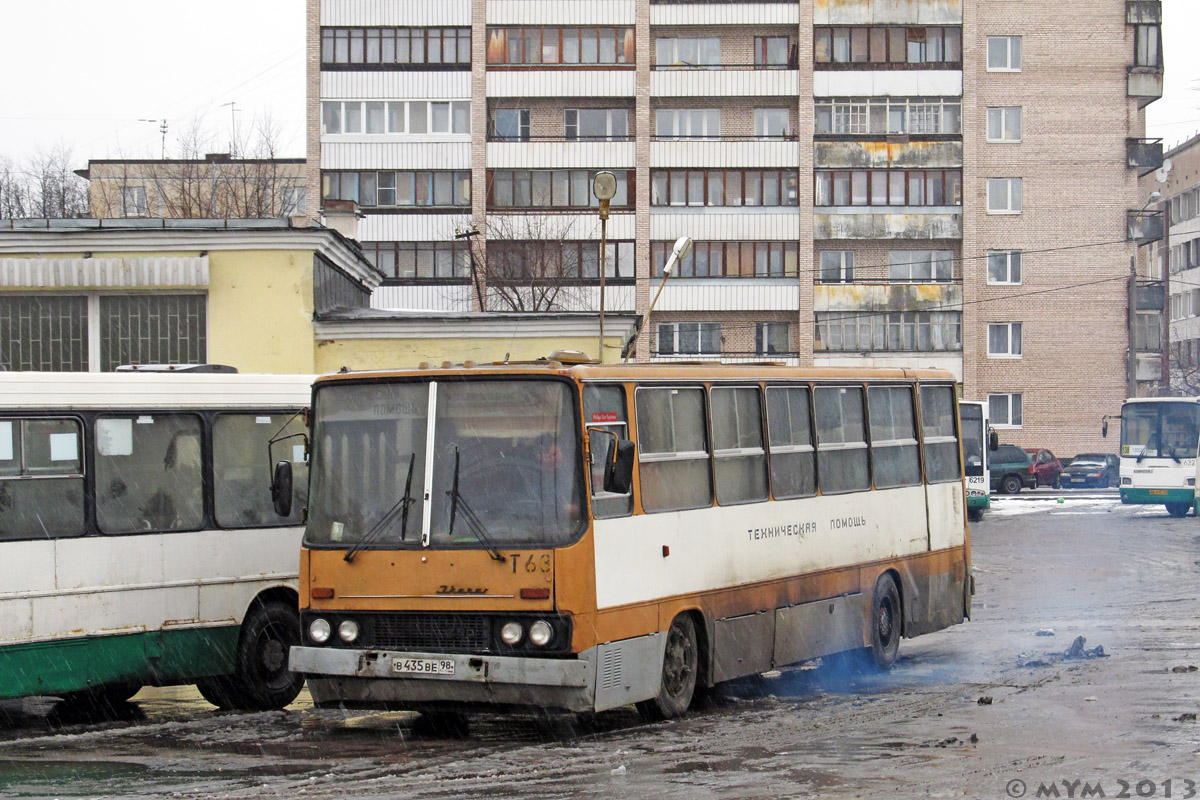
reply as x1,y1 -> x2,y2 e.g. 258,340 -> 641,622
199,600 -> 304,711
868,575 -> 902,671
637,614 -> 698,721
1166,502 -> 1191,518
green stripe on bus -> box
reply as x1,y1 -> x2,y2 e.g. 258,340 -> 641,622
967,496 -> 990,510
1119,488 -> 1195,505
0,626 -> 240,699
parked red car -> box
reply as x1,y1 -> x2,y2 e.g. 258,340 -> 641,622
1023,448 -> 1063,489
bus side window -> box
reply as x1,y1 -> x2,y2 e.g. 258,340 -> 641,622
214,413 -> 309,528
867,385 -> 921,489
766,386 -> 816,499
583,384 -> 633,519
814,386 -> 869,494
95,414 -> 204,534
0,418 -> 85,541
710,386 -> 767,505
636,387 -> 713,513
921,387 -> 962,482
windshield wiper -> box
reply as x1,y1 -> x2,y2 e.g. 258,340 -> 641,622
344,452 -> 416,563
445,445 -> 506,563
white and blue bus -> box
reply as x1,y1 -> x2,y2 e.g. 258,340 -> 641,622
1111,397 -> 1200,517
0,370 -> 312,708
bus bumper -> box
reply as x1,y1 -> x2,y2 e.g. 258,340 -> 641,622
1119,487 -> 1193,505
290,645 -> 598,712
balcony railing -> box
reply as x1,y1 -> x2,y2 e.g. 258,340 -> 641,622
1128,209 -> 1165,243
486,134 -> 635,143
651,134 -> 799,142
651,61 -> 797,71
1127,137 -> 1165,176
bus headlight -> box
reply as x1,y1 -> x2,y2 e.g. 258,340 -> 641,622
500,621 -> 524,645
338,619 -> 360,643
528,620 -> 554,647
309,618 -> 331,644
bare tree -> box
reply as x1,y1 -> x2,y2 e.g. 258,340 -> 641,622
0,147 -> 88,218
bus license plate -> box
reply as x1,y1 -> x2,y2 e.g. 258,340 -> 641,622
393,657 -> 455,676
1149,489 -> 1168,495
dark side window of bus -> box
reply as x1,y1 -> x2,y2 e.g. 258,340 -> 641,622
583,384 -> 633,519
766,386 -> 816,499
0,417 -> 85,540
636,387 -> 713,512
711,386 -> 767,505
921,387 -> 962,482
814,386 -> 869,494
867,385 -> 921,489
214,413 -> 309,528
95,414 -> 204,534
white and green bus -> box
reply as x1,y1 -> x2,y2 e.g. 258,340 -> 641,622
1110,397 -> 1200,518
0,370 -> 311,708
959,400 -> 992,522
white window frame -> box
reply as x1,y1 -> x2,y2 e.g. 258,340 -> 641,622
987,178 -> 1023,214
492,108 -> 530,141
986,36 -> 1022,71
888,250 -> 954,282
279,186 -> 306,216
987,250 -> 1022,285
987,322 -> 1023,358
655,36 -> 721,68
121,186 -> 148,217
564,108 -> 629,141
657,322 -> 722,356
655,109 -> 721,140
754,322 -> 790,356
986,106 -> 1022,142
753,108 -> 791,139
989,392 -> 1023,428
322,100 -> 470,136
819,250 -> 854,283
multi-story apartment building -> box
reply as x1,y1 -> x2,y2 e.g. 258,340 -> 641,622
306,0 -> 1163,455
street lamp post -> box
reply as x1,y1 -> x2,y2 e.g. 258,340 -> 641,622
592,172 -> 617,362
625,236 -> 693,364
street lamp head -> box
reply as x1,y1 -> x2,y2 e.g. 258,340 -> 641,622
1148,190 -> 1162,204
662,236 -> 693,276
592,171 -> 617,201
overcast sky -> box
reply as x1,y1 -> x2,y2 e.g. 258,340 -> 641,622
1,0 -> 1197,166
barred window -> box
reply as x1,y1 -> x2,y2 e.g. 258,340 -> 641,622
651,241 -> 798,278
815,311 -> 961,353
321,27 -> 471,67
99,295 -> 207,372
0,295 -> 88,371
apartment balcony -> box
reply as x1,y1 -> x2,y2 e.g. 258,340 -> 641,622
1127,1 -> 1162,24
650,136 -> 800,168
650,3 -> 799,26
814,282 -> 961,313
322,140 -> 471,170
650,211 -> 799,242
358,213 -> 471,243
1128,66 -> 1164,107
486,137 -> 636,169
1128,209 -> 1164,244
488,0 -> 635,25
321,0 -> 470,26
487,69 -> 635,98
1127,138 -> 1165,176
320,71 -> 470,100
815,140 -> 961,170
650,65 -> 799,98
655,278 -> 801,312
815,209 -> 962,240
814,70 -> 961,98
815,1 -> 962,26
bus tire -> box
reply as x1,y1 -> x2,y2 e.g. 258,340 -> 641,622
868,575 -> 902,671
967,507 -> 984,522
196,675 -> 243,710
228,600 -> 305,711
1166,502 -> 1191,518
637,614 -> 698,721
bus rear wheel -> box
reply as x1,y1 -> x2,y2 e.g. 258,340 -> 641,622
637,614 -> 698,721
967,507 -> 984,522
1166,502 -> 1191,518
868,575 -> 902,671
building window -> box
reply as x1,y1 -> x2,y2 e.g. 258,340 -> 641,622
321,170 -> 471,208
815,169 -> 962,207
322,100 -> 470,135
754,36 -> 794,68
279,186 -> 306,216
888,250 -> 954,282
655,109 -> 721,140
655,37 -> 721,68
755,322 -> 790,355
753,108 -> 792,139
651,170 -> 798,207
986,178 -> 1023,213
987,322 -> 1023,358
487,241 -> 635,280
486,27 -> 635,66
651,241 -> 798,278
564,109 -> 630,141
986,36 -> 1022,71
815,97 -> 961,135
362,241 -> 472,281
987,250 -> 1022,284
98,295 -> 207,372
122,186 -> 147,217
815,311 -> 961,352
657,322 -> 721,356
490,108 -> 530,141
321,27 -> 471,67
0,295 -> 89,371
814,26 -> 961,65
1135,24 -> 1161,68
1135,312 -> 1162,351
819,251 -> 854,283
986,107 -> 1022,142
989,393 -> 1022,427
488,169 -> 631,209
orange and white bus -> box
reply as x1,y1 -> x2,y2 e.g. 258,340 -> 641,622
285,356 -> 971,720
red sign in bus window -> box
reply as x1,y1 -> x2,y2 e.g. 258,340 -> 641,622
591,412 -> 619,423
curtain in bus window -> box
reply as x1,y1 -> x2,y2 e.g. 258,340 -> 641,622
636,387 -> 712,513
867,386 -> 921,489
710,387 -> 767,505
1160,403 -> 1200,459
814,386 -> 869,494
214,413 -> 309,528
95,414 -> 203,534
766,387 -> 816,499
0,418 -> 85,540
583,383 -> 633,519
921,387 -> 962,483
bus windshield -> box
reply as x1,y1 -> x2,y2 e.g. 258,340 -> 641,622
306,378 -> 586,549
1121,402 -> 1200,459
960,404 -> 984,477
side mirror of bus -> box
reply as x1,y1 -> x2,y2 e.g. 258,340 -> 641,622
604,439 -> 636,495
988,429 -> 999,452
271,460 -> 293,518
1101,419 -> 1108,438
